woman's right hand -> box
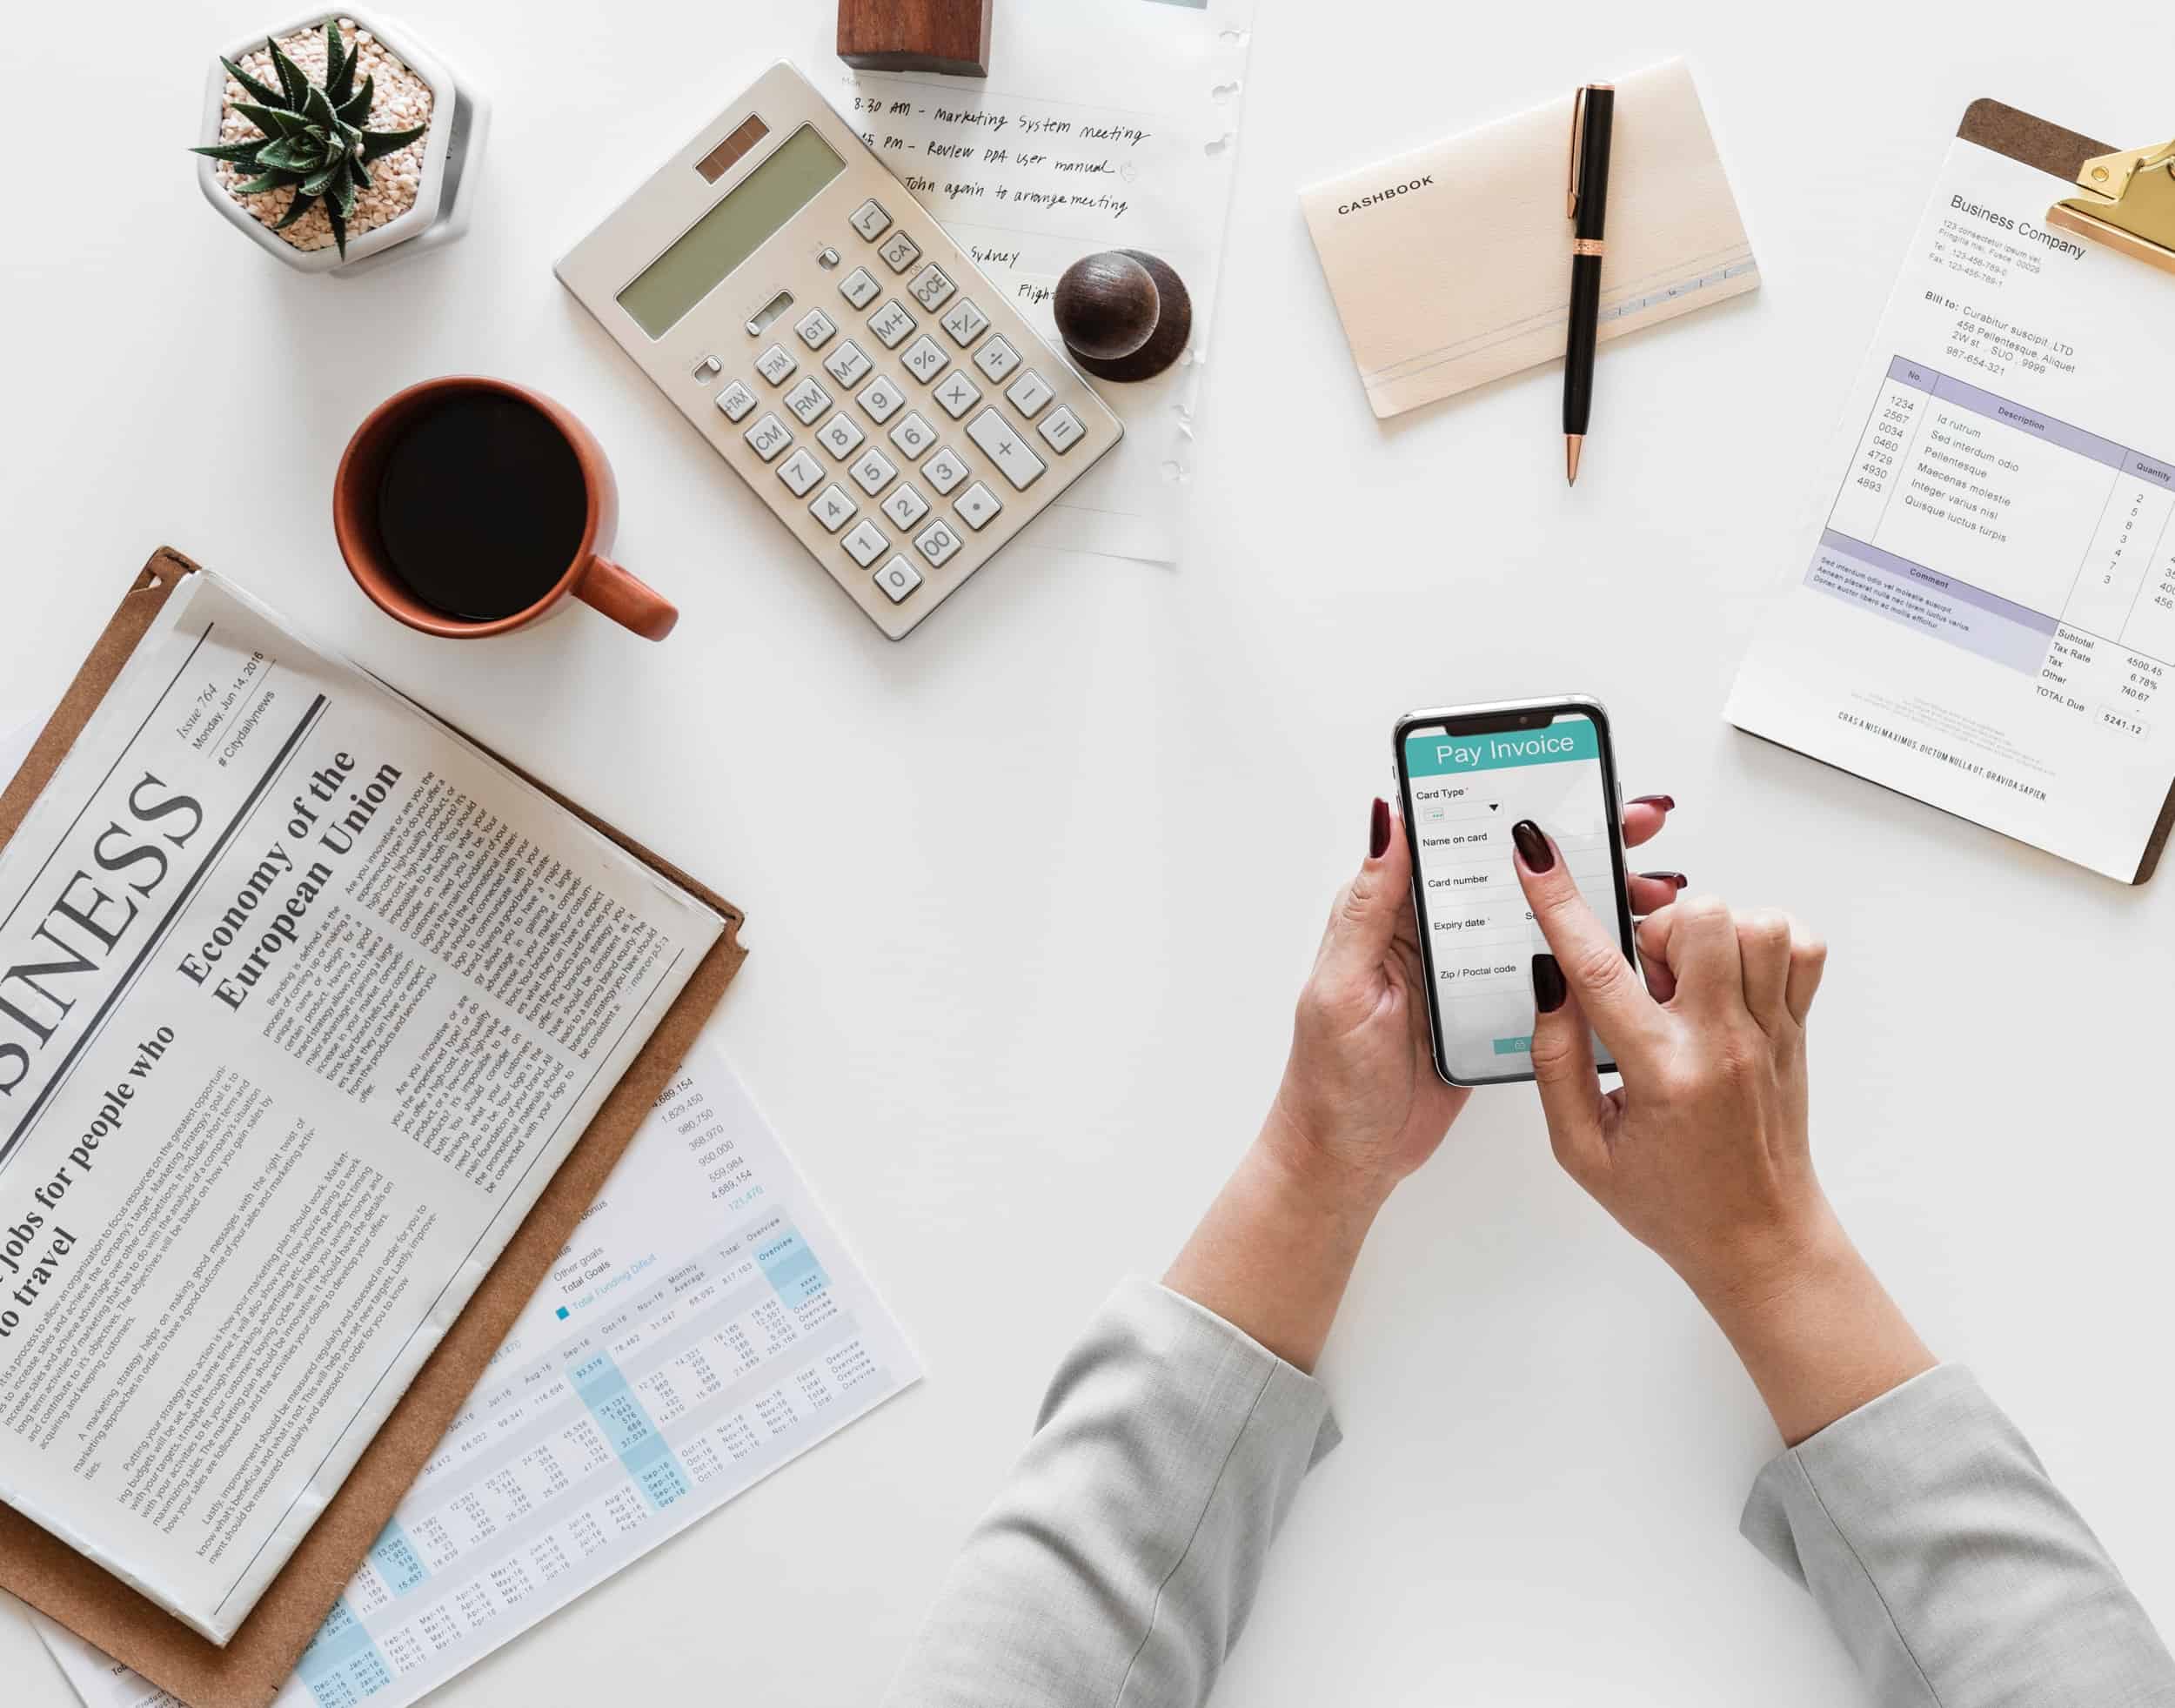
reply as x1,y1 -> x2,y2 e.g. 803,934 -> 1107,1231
1509,820 -> 1934,1443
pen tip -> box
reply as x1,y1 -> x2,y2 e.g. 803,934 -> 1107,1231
1565,436 -> 1583,486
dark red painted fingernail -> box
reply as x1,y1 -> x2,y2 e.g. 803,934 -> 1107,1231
1532,954 -> 1566,1014
1630,794 -> 1676,810
1640,870 -> 1689,889
1369,798 -> 1391,859
1511,819 -> 1553,871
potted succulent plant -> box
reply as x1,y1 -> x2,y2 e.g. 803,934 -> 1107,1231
192,12 -> 486,274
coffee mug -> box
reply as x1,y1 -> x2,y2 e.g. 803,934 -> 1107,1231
333,375 -> 678,642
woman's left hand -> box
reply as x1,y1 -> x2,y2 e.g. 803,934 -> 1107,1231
1266,794 -> 1680,1204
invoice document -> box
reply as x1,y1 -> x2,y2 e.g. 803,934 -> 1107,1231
1728,133 -> 2175,881
27,1038 -> 919,1708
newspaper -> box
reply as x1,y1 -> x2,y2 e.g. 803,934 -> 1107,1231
0,572 -> 721,1643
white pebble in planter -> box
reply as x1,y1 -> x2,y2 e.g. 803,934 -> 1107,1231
194,10 -> 489,276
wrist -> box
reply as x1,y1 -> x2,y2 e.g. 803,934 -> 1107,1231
1255,1097 -> 1399,1226
1162,1121 -> 1388,1373
1683,1204 -> 1937,1446
1677,1198 -> 1853,1326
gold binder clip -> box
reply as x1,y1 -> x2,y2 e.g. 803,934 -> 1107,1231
2047,137 -> 2175,275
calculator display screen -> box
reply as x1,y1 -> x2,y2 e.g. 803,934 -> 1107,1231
618,125 -> 846,338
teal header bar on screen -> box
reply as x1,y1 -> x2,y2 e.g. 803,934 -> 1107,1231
1405,717 -> 1598,778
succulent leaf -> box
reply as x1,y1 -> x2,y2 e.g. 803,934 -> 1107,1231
361,124 -> 427,164
232,170 -> 301,196
303,82 -> 340,133
268,37 -> 309,110
220,55 -> 283,108
330,167 -> 359,218
325,21 -> 356,106
327,203 -> 349,258
233,100 -> 306,140
336,73 -> 375,127
258,135 -> 323,171
300,157 -> 346,198
274,189 -> 319,230
190,137 -> 271,164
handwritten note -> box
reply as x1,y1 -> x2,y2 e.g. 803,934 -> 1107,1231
810,0 -> 1256,566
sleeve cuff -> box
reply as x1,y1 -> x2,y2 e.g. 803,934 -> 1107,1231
1145,1281 -> 1342,1468
1739,1362 -> 1976,1585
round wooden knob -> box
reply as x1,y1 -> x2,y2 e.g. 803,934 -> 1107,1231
1054,249 -> 1192,382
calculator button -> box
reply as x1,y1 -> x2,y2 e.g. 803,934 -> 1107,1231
794,308 -> 838,350
874,556 -> 925,604
954,481 -> 1003,531
714,379 -> 758,422
907,264 -> 957,311
755,344 -> 797,385
1003,369 -> 1054,418
849,446 -> 899,496
781,375 -> 832,426
809,485 -> 858,532
888,412 -> 938,459
823,339 -> 873,388
879,231 -> 921,273
857,375 -> 907,424
913,519 -> 963,568
934,372 -> 982,420
966,408 -> 1047,489
742,413 -> 792,461
816,412 -> 866,459
839,266 -> 881,310
974,336 -> 1021,383
900,335 -> 950,385
940,298 -> 990,346
921,447 -> 970,495
880,485 -> 930,531
776,447 -> 824,498
849,199 -> 892,241
867,300 -> 917,349
1037,405 -> 1087,455
842,519 -> 890,568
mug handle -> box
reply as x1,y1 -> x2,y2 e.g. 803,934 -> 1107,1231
577,555 -> 679,642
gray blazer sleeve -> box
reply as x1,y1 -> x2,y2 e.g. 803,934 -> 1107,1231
883,1278 -> 1339,1708
1742,1363 -> 2175,1705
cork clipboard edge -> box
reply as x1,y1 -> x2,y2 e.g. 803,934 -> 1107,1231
0,547 -> 749,1707
1741,100 -> 2175,887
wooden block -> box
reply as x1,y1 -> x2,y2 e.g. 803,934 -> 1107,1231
837,0 -> 992,77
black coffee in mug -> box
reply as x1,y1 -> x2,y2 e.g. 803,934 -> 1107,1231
373,392 -> 590,622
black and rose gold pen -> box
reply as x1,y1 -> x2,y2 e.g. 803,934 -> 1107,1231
1563,82 -> 1614,486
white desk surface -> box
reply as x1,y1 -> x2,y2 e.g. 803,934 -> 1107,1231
6,2 -> 2173,1702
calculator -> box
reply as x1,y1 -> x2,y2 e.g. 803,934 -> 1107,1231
554,61 -> 1123,640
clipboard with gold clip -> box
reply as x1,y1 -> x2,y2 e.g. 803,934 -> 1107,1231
2048,135 -> 2175,275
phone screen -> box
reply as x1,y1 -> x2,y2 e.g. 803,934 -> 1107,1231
1399,707 -> 1629,1083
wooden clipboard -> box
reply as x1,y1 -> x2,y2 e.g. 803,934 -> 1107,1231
1956,100 -> 2175,883
0,548 -> 749,1706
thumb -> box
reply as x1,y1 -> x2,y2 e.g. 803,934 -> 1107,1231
1528,954 -> 1608,1185
1322,798 -> 1411,981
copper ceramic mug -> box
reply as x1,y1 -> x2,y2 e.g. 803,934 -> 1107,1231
333,375 -> 678,642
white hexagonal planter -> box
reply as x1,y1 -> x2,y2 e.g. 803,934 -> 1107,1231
195,9 -> 489,277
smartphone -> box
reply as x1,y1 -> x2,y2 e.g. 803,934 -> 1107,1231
1393,696 -> 1638,1087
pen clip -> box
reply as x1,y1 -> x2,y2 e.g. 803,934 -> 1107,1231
1568,85 -> 1586,220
